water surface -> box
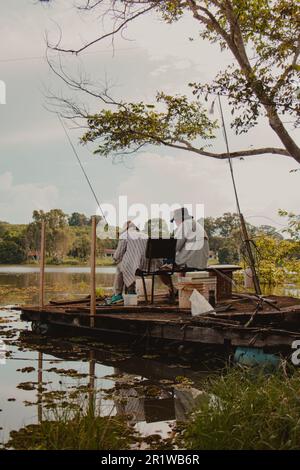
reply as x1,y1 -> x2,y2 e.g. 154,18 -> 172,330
1,266 -> 299,448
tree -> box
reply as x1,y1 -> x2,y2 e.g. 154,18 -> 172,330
68,234 -> 90,260
0,240 -> 26,264
68,212 -> 89,227
256,224 -> 283,240
44,0 -> 300,163
25,209 -> 71,259
203,212 -> 257,263
0,221 -> 9,238
255,234 -> 300,284
218,244 -> 239,264
32,209 -> 68,229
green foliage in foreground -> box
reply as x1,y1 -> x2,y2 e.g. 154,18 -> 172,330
181,367 -> 300,450
7,412 -> 134,450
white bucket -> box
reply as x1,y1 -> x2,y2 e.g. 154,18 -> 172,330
123,294 -> 138,306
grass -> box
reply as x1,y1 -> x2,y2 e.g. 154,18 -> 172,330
6,406 -> 136,450
180,366 -> 300,450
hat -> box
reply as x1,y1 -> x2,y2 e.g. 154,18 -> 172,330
170,207 -> 193,223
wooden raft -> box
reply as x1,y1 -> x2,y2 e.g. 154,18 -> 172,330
19,294 -> 300,350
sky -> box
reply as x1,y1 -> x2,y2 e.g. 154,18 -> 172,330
0,0 -> 299,231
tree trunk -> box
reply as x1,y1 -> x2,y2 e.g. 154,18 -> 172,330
266,107 -> 300,164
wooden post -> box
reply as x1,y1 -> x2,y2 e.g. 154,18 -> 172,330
39,220 -> 46,308
90,215 -> 96,327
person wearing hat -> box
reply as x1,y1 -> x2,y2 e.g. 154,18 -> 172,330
171,207 -> 209,269
160,207 -> 209,299
109,220 -> 148,304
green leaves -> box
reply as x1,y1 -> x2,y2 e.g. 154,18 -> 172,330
279,209 -> 300,240
167,1 -> 300,137
81,92 -> 217,156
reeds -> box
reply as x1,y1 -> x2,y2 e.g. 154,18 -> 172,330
181,365 -> 300,450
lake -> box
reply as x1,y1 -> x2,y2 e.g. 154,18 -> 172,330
0,266 -> 300,449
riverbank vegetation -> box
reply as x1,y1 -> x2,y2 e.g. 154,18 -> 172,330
7,364 -> 300,451
0,210 -> 117,266
207,211 -> 300,286
180,366 -> 300,450
6,410 -> 135,450
0,209 -> 299,285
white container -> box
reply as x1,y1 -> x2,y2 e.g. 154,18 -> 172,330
123,294 -> 138,306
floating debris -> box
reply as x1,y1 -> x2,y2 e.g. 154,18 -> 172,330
17,367 -> 35,373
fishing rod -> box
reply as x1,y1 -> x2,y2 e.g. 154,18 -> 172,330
217,94 -> 262,296
57,114 -> 108,225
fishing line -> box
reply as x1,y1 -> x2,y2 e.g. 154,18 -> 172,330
217,94 -> 262,296
217,94 -> 242,216
57,114 -> 108,224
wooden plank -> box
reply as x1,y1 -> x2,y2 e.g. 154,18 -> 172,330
20,308 -> 300,348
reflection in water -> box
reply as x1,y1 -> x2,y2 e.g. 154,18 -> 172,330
1,267 -> 300,448
32,342 -> 206,445
0,266 -> 116,274
0,268 -> 116,305
37,352 -> 43,424
0,299 -> 217,447
89,351 -> 96,417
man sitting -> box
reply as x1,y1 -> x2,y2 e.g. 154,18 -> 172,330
109,221 -> 148,305
160,207 -> 209,299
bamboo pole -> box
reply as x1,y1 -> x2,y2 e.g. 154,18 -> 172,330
90,215 -> 97,327
39,220 -> 46,309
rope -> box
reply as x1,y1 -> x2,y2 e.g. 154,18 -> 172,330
217,95 -> 263,295
57,114 -> 108,225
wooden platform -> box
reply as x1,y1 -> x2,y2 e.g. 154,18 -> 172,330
19,293 -> 300,350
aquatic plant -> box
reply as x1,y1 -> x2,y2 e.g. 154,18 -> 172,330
6,401 -> 136,450
180,366 -> 300,450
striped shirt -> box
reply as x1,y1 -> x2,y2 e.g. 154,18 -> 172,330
114,228 -> 161,287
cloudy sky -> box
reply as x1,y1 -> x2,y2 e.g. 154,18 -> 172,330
0,0 -> 299,231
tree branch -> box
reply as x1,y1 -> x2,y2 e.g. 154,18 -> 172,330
163,139 -> 290,159
48,4 -> 156,54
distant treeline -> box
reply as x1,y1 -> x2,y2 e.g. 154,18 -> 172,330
0,210 -> 299,285
0,210 -> 117,265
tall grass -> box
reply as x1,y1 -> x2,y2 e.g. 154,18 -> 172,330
6,398 -> 136,450
181,366 -> 300,450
